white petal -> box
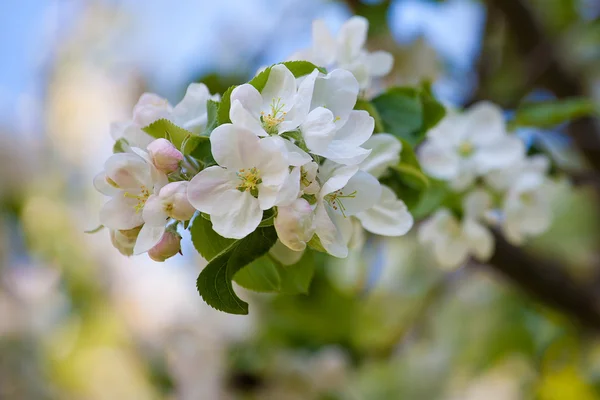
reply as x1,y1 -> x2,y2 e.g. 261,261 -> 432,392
301,107 -> 336,152
356,185 -> 413,236
110,121 -> 130,141
418,209 -> 452,244
104,152 -> 151,189
133,224 -> 166,255
231,84 -> 263,118
336,16 -> 368,64
230,100 -> 267,137
142,195 -> 169,226
172,83 -> 210,134
261,64 -> 296,115
433,234 -> 470,270
312,19 -> 336,65
320,164 -> 359,197
210,191 -> 262,239
122,125 -> 154,149
187,166 -> 237,215
464,101 -> 506,144
366,51 -> 394,77
418,141 -> 460,180
93,172 -> 121,196
210,124 -> 262,170
272,166 -> 301,207
99,196 -> 144,230
311,69 -> 359,128
284,69 -> 320,131
270,136 -> 312,167
463,219 -> 494,261
327,170 -> 381,216
334,110 -> 374,146
132,102 -> 171,128
474,136 -> 525,173
274,198 -> 315,251
462,189 -> 492,219
316,140 -> 372,166
449,166 -> 477,192
358,133 -> 401,178
314,202 -> 349,258
254,136 -> 291,187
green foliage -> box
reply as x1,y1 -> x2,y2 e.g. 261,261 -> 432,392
513,98 -> 597,128
196,226 -> 278,314
234,251 -> 316,295
371,85 -> 446,146
112,138 -> 128,153
217,61 -> 326,126
142,119 -> 194,150
190,214 -> 236,261
355,99 -> 385,133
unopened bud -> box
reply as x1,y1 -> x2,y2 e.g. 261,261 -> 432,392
148,230 -> 182,262
110,226 -> 142,256
274,198 -> 315,252
147,138 -> 183,173
158,181 -> 196,221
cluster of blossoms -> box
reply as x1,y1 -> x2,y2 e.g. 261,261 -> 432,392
94,17 -> 413,264
417,102 -> 556,269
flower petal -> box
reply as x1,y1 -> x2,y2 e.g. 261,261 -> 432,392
327,170 -> 381,216
336,16 -> 368,64
93,172 -> 121,196
358,133 -> 401,178
261,64 -> 296,115
312,19 -> 336,65
187,165 -> 237,215
464,101 -> 506,144
366,51 -> 394,77
320,163 -> 359,197
133,224 -> 166,255
311,69 -> 359,128
418,141 -> 460,180
172,83 -> 210,133
104,152 -> 152,190
356,185 -> 413,236
210,124 -> 262,170
333,110 -> 374,147
301,107 -> 336,152
210,191 -> 262,239
463,219 -> 494,261
316,140 -> 372,166
274,198 -> 315,251
474,136 -> 525,173
230,99 -> 267,137
99,196 -> 144,230
314,202 -> 350,258
142,195 -> 169,226
463,189 -> 492,219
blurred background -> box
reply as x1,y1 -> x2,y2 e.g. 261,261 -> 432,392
1,0 -> 600,399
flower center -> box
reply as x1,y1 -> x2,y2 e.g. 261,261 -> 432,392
458,141 -> 474,157
520,192 -> 534,205
123,185 -> 151,213
261,97 -> 286,135
236,167 -> 262,197
325,189 -> 357,217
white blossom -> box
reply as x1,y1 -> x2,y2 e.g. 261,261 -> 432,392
274,198 -> 316,252
147,138 -> 184,173
500,173 -> 553,245
418,102 -> 525,191
148,230 -> 182,262
290,16 -> 394,89
355,134 -> 414,236
187,124 -> 294,239
112,83 -> 218,148
314,162 -> 381,257
418,189 -> 494,269
94,150 -> 169,254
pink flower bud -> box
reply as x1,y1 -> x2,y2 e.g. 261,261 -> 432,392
148,230 -> 182,262
158,181 -> 196,221
274,198 -> 316,252
147,138 -> 183,173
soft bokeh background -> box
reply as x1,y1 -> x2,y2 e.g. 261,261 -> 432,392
1,0 -> 600,399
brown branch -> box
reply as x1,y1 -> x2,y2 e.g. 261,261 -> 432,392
488,230 -> 600,331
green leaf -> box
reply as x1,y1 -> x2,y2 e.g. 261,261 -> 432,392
233,250 -> 315,295
233,256 -> 281,293
513,98 -> 598,128
113,138 -> 128,153
410,179 -> 449,219
190,214 -> 236,261
217,85 -> 237,125
196,226 -> 278,314
203,99 -> 219,135
142,119 -> 194,150
371,85 -> 446,146
274,251 -> 315,295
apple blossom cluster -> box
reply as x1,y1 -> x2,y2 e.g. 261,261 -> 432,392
417,102 -> 556,269
94,58 -> 414,265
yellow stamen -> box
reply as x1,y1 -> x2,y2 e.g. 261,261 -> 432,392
123,185 -> 150,213
458,141 -> 474,157
236,167 -> 262,196
325,189 -> 357,218
261,97 -> 286,134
